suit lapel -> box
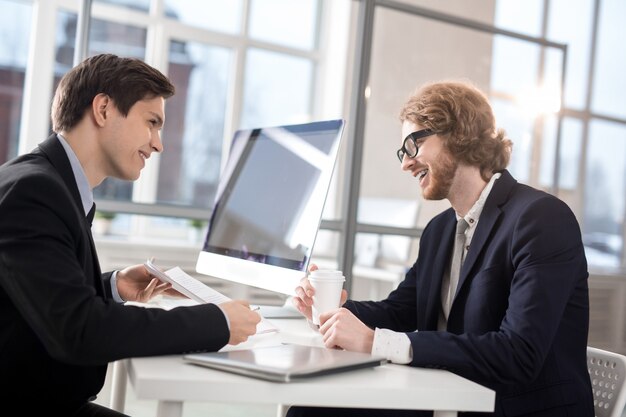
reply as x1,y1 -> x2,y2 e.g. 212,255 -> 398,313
422,210 -> 456,329
454,170 -> 517,302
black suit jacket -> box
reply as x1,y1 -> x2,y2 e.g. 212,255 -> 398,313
345,170 -> 594,417
0,135 -> 229,413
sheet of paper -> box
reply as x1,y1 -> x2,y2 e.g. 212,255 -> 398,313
140,261 -> 279,334
164,266 -> 230,305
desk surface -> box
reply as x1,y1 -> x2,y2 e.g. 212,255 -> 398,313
129,355 -> 494,413
126,318 -> 495,416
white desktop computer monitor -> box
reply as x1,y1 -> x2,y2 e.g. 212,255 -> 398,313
195,119 -> 345,296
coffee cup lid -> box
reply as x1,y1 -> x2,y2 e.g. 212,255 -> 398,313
309,270 -> 345,281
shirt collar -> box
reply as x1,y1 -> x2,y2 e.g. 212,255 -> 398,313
458,172 -> 502,226
56,133 -> 94,216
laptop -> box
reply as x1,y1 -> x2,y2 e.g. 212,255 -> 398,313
183,344 -> 387,383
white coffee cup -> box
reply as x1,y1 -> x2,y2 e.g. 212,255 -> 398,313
308,269 -> 345,325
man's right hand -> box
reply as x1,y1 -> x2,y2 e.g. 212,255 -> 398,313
292,264 -> 348,321
219,300 -> 261,345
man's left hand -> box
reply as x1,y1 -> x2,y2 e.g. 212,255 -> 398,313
318,308 -> 375,353
116,264 -> 181,302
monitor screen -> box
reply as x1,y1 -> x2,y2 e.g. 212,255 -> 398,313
196,119 -> 345,295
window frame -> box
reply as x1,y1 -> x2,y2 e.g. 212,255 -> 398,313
18,0 -> 349,228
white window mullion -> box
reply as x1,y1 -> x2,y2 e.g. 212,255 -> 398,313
132,3 -> 167,205
315,0 -> 351,120
19,0 -> 59,155
128,0 -> 167,238
220,0 -> 251,173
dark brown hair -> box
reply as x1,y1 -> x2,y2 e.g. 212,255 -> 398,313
399,80 -> 512,181
51,53 -> 175,132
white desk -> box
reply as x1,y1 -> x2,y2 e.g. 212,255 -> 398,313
121,318 -> 495,417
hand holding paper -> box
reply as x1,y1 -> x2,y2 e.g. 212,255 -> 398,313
143,259 -> 278,335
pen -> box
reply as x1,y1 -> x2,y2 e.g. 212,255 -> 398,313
251,306 -> 260,312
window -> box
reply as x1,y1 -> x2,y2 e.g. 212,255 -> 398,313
0,0 -> 32,164
248,0 -> 318,50
163,0 -> 242,33
158,40 -> 232,208
241,49 -> 314,129
592,0 -> 626,119
547,0 -> 594,110
8,0 -> 623,287
495,0 -> 626,271
54,10 -> 148,201
7,0 -> 349,243
583,120 -> 626,268
354,3 -> 566,296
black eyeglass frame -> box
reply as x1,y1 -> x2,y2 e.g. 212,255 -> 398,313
396,129 -> 436,162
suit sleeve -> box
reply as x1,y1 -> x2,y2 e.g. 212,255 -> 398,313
343,264 -> 419,332
0,172 -> 230,365
346,195 -> 588,386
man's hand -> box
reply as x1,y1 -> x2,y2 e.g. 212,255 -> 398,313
219,300 -> 262,345
116,263 -> 178,302
292,263 -> 348,321
318,308 -> 374,353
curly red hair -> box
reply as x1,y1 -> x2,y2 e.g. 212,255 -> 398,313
399,81 -> 512,181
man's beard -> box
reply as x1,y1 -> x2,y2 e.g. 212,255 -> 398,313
422,151 -> 458,201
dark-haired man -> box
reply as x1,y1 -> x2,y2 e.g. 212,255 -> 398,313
0,54 -> 260,416
290,81 -> 594,416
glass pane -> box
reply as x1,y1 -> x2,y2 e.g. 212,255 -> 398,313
490,98 -> 533,184
491,35 -> 540,98
54,12 -> 147,95
310,229 -> 339,269
249,0 -> 318,50
164,0 -> 242,34
355,197 -> 418,273
240,48 -> 313,129
583,119 -> 626,268
105,214 -> 191,240
95,0 -> 149,13
352,232 -> 417,301
494,0 -> 544,37
157,41 -> 232,208
0,0 -> 31,163
540,116 -> 582,191
591,0 -> 626,119
55,11 -> 147,201
543,47 -> 565,106
55,11 -> 75,72
547,0 -> 594,110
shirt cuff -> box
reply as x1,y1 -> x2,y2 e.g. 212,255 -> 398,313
215,304 -> 231,330
110,271 -> 125,303
372,328 -> 413,364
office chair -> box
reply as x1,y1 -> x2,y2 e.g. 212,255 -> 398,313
588,346 -> 626,417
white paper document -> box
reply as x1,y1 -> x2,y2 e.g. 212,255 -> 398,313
138,260 -> 278,335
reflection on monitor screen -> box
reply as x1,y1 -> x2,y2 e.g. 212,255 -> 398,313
196,119 -> 345,296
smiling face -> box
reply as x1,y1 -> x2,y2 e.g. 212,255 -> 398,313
97,95 -> 165,181
400,120 -> 458,201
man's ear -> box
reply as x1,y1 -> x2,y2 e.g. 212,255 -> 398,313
92,93 -> 110,127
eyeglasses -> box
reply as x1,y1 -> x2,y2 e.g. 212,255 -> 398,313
396,129 -> 436,163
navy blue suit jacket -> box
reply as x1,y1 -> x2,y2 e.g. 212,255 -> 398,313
345,170 -> 594,416
0,135 -> 230,413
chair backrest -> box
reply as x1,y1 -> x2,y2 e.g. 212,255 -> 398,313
588,346 -> 626,417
